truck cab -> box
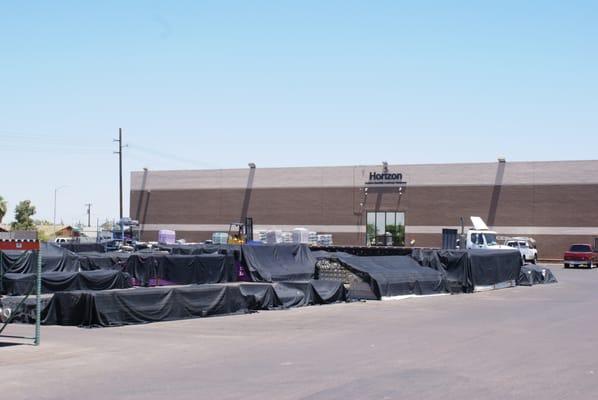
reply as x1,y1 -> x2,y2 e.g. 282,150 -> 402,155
466,230 -> 511,250
464,217 -> 512,251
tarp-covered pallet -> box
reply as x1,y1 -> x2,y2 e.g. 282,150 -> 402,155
1,242 -> 81,273
3,281 -> 347,327
242,244 -> 316,282
517,264 -> 558,286
1,243 -> 238,288
411,248 -> 522,293
317,252 -> 449,299
2,271 -> 132,296
122,254 -> 237,286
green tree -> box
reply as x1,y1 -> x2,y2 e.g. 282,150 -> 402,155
366,223 -> 376,245
11,200 -> 36,230
0,196 -> 7,224
37,229 -> 50,242
385,224 -> 405,246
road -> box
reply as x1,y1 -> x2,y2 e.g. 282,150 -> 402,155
1,266 -> 597,400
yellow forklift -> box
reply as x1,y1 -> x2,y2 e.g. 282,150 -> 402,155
227,217 -> 254,245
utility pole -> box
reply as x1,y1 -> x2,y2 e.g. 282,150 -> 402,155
85,203 -> 92,227
113,128 -> 126,221
53,186 -> 67,238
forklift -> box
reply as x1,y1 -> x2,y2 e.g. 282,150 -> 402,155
227,217 -> 254,245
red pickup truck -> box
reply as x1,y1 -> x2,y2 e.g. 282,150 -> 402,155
564,244 -> 598,269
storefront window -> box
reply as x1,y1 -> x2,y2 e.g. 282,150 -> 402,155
376,212 -> 386,235
366,212 -> 405,246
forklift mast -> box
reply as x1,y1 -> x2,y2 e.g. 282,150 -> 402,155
244,217 -> 254,243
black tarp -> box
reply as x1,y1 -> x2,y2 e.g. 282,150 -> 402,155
1,270 -> 132,296
412,248 -> 522,292
41,285 -> 254,327
310,250 -> 335,260
2,246 -> 239,288
411,249 -> 473,293
518,264 -> 558,286
123,254 -> 236,286
0,294 -> 54,323
16,280 -> 347,327
59,242 -> 107,253
242,244 -> 316,282
272,281 -> 347,308
236,283 -> 282,310
312,250 -> 379,300
335,253 -> 448,298
78,252 -> 131,271
0,251 -> 32,273
1,243 -> 81,273
468,249 -> 521,289
156,244 -> 240,255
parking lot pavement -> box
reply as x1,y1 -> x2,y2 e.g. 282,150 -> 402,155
1,266 -> 597,400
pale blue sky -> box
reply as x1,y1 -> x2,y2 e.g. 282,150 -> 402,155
1,1 -> 597,224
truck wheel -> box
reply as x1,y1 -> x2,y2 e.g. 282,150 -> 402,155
564,263 -> 570,269
532,255 -> 537,265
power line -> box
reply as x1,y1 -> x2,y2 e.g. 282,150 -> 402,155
0,134 -> 112,155
1,131 -> 218,167
0,143 -> 113,152
0,132 -> 111,148
128,144 -> 220,169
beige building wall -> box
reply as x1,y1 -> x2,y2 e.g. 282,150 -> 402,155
131,160 -> 598,259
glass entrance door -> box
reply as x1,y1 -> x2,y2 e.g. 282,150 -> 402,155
366,212 -> 405,246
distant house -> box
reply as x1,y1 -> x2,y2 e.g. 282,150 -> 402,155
54,226 -> 81,238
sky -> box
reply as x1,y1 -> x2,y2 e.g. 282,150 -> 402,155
1,1 -> 597,225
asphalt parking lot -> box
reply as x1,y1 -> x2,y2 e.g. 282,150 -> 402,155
1,265 -> 597,400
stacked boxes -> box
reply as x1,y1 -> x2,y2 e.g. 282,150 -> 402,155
292,228 -> 310,244
309,231 -> 318,245
245,229 -> 332,246
255,231 -> 268,243
317,234 -> 334,246
212,232 -> 229,245
266,230 -> 283,244
281,232 -> 293,244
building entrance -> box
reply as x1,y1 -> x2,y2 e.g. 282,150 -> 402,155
366,211 -> 405,246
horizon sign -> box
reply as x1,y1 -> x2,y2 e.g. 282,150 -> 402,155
365,171 -> 407,186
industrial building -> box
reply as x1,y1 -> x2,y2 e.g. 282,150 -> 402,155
130,160 -> 598,259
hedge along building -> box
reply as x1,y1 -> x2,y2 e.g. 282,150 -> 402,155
130,160 -> 598,259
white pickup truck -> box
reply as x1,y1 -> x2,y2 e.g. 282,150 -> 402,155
504,238 -> 538,264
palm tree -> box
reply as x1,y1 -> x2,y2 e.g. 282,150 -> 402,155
0,196 -> 7,224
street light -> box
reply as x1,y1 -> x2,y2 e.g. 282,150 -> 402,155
53,186 -> 68,238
